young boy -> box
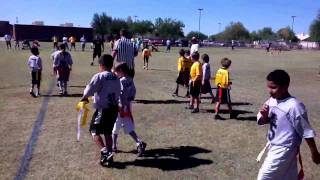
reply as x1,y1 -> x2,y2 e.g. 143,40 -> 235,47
173,49 -> 191,97
53,44 -> 73,95
201,54 -> 215,103
257,69 -> 320,180
27,47 -> 42,97
214,57 -> 234,120
112,62 -> 147,157
186,52 -> 202,113
142,45 -> 152,70
80,54 -> 121,167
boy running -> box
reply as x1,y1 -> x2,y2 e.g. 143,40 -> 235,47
80,54 -> 121,167
257,69 -> 320,180
112,62 -> 147,157
27,47 -> 42,97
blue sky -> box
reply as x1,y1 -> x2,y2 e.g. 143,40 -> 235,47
1,0 -> 319,36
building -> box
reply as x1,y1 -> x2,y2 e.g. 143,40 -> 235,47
0,21 -> 13,36
32,21 -> 44,26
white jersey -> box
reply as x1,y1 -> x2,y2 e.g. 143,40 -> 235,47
257,96 -> 315,148
51,50 -> 61,62
119,76 -> 136,108
80,37 -> 86,44
4,34 -> 11,41
62,37 -> 68,43
202,63 -> 211,80
190,43 -> 199,54
27,55 -> 42,71
83,71 -> 121,109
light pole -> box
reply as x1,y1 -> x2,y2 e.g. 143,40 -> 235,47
218,22 -> 221,33
198,8 -> 203,39
134,15 -> 138,22
291,15 -> 296,32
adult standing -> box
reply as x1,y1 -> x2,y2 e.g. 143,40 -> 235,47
190,37 -> 199,55
112,29 -> 137,78
90,36 -> 104,66
4,34 -> 12,49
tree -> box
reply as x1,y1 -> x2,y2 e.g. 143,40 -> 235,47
250,31 -> 261,41
309,10 -> 320,43
110,18 -> 129,35
219,22 -> 250,41
186,31 -> 208,40
257,27 -> 276,40
277,26 -> 295,41
129,20 -> 154,36
91,13 -> 112,36
153,18 -> 185,39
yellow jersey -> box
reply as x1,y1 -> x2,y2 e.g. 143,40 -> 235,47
190,61 -> 202,81
178,56 -> 193,72
214,68 -> 230,88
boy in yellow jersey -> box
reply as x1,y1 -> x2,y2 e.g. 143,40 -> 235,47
186,52 -> 202,113
214,57 -> 235,120
173,49 -> 192,97
142,45 -> 152,70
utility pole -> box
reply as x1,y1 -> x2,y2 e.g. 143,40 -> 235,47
198,8 -> 203,39
291,15 -> 296,32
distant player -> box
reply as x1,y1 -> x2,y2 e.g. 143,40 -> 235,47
80,35 -> 86,51
53,44 -> 73,95
69,36 -> 76,51
142,45 -> 152,70
4,34 -> 12,49
91,36 -> 103,66
186,52 -> 202,113
52,35 -> 59,50
80,54 -> 121,167
62,35 -> 69,50
214,57 -> 235,119
112,62 -> 147,157
27,47 -> 42,97
257,69 -> 320,180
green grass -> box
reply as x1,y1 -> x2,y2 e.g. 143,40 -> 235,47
0,42 -> 320,180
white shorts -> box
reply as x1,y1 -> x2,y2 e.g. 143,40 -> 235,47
257,145 -> 298,180
112,104 -> 135,135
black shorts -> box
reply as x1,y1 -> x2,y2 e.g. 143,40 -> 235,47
89,107 -> 118,135
216,87 -> 231,104
176,71 -> 190,86
201,80 -> 212,94
128,68 -> 135,78
31,71 -> 41,84
93,51 -> 102,59
190,80 -> 201,97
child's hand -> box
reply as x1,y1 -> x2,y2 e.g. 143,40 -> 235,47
259,104 -> 269,120
312,151 -> 320,164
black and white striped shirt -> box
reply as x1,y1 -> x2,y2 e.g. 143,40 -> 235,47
114,37 -> 136,69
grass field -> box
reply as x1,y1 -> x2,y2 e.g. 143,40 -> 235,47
0,42 -> 320,180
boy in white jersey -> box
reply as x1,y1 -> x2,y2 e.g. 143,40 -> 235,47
112,62 -> 147,157
201,54 -> 215,103
257,69 -> 320,180
80,54 -> 121,167
27,47 -> 42,97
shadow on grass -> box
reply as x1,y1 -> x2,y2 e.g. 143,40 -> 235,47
41,93 -> 83,97
110,146 -> 213,170
202,109 -> 256,121
134,99 -> 189,104
149,68 -> 172,72
69,85 -> 86,88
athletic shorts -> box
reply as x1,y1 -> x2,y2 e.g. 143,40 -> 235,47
258,145 -> 299,180
201,80 -> 212,94
31,71 -> 41,84
89,107 -> 118,136
56,67 -> 70,81
216,87 -> 231,104
93,51 -> 101,59
190,80 -> 201,97
112,105 -> 135,135
176,71 -> 190,86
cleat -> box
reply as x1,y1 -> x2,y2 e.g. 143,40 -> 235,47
191,108 -> 199,113
137,142 -> 147,157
